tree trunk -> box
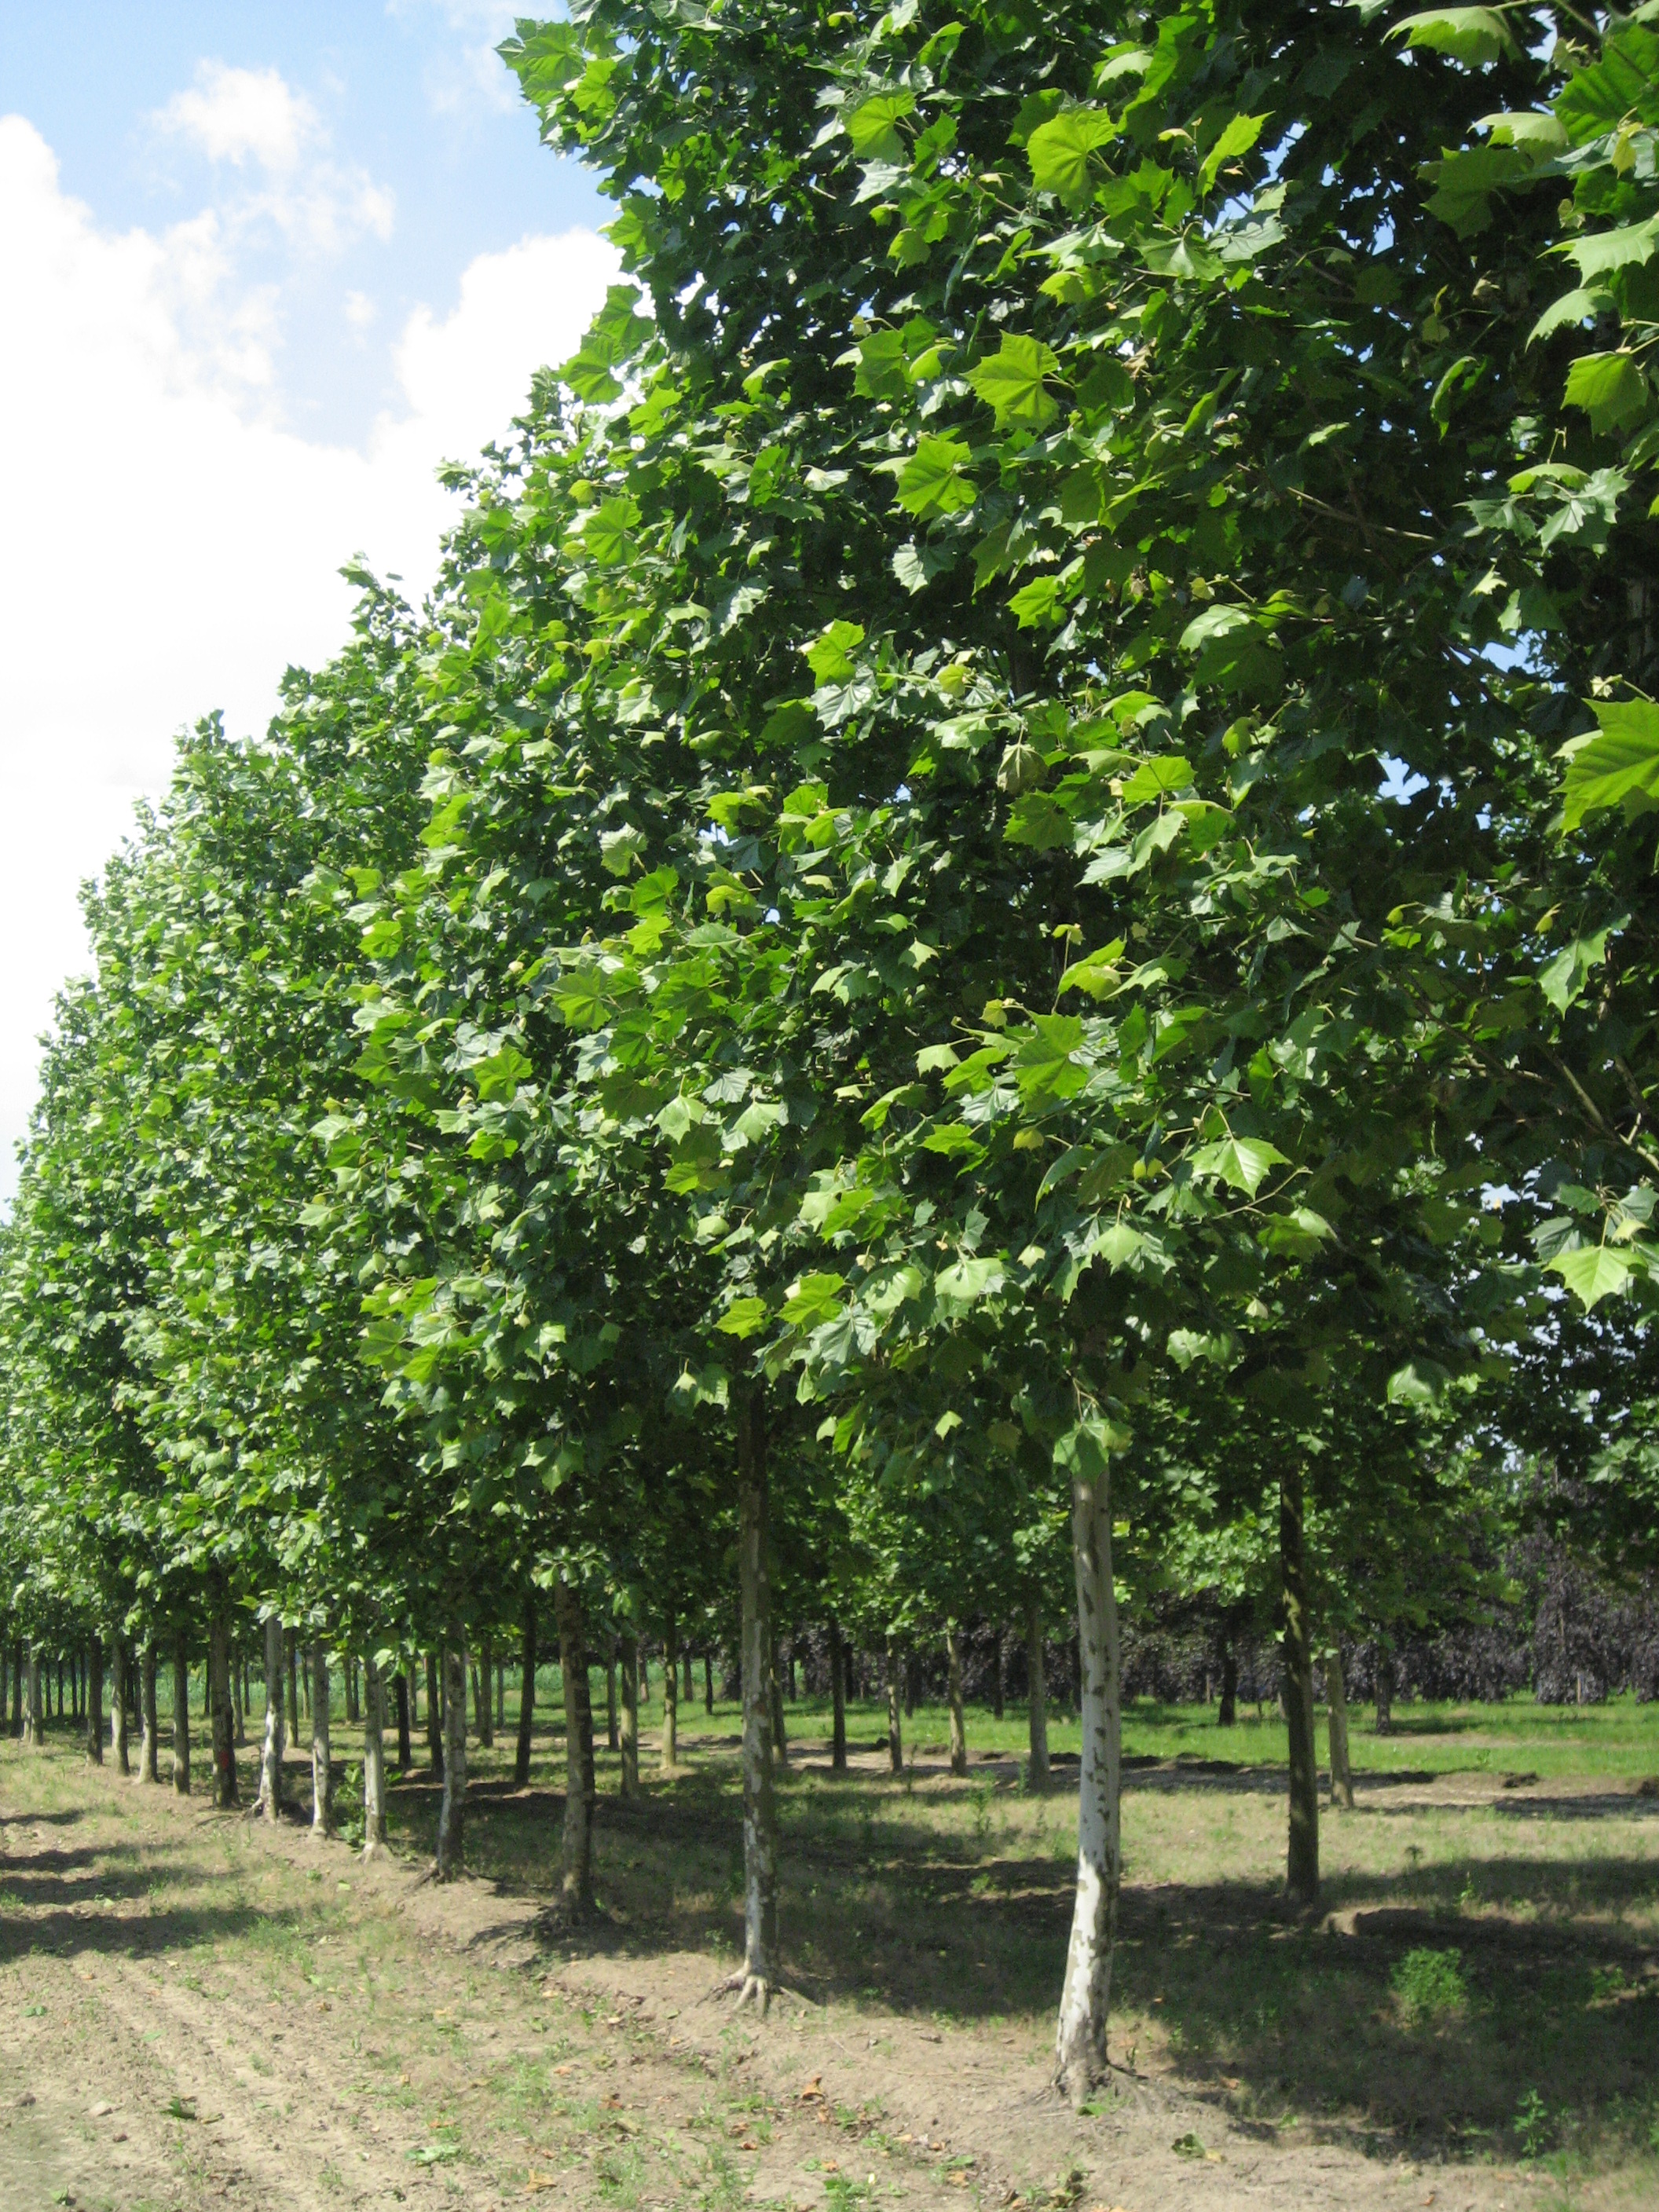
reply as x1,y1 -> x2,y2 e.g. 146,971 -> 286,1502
140,1639 -> 159,1782
110,1633 -> 130,1776
605,1634 -> 619,1752
434,1641 -> 467,1877
171,1637 -> 190,1793
258,1615 -> 286,1819
829,1618 -> 848,1772
1218,1642 -> 1239,1728
395,1670 -> 412,1772
884,1635 -> 903,1774
620,1629 -> 640,1797
1375,1647 -> 1395,1735
704,1650 -> 714,1715
209,1613 -> 237,1808
515,1594 -> 536,1788
311,1645 -> 333,1834
554,1577 -> 592,1914
345,1657 -> 361,1728
994,1625 -> 1008,1721
287,1632 -> 299,1746
427,1650 -> 445,1778
24,1643 -> 43,1745
9,1638 -> 21,1736
732,1383 -> 778,2002
1280,1467 -> 1320,1906
686,1647 -> 697,1704
661,1610 -> 679,1770
904,1650 -> 920,1718
85,1634 -> 104,1765
1327,1646 -> 1355,1811
1026,1596 -> 1050,1788
233,1646 -> 246,1747
362,1654 -> 389,1859
474,1638 -> 493,1747
770,1637 -> 788,1770
1053,1453 -> 1122,2108
945,1624 -> 969,1776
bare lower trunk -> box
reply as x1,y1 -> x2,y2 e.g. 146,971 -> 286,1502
994,1625 -> 1008,1721
233,1647 -> 246,1746
140,1640 -> 159,1782
474,1637 -> 493,1747
1280,1468 -> 1320,1906
395,1670 -> 412,1773
1218,1643 -> 1238,1728
85,1635 -> 104,1765
434,1641 -> 467,1877
258,1616 -> 287,1818
426,1650 -> 445,1776
829,1618 -> 848,1772
110,1634 -> 130,1775
945,1624 -> 968,1776
619,1630 -> 639,1798
1026,1597 -> 1050,1788
770,1638 -> 788,1769
209,1614 -> 237,1807
171,1638 -> 190,1793
606,1635 -> 619,1752
661,1610 -> 679,1771
734,1385 -> 778,2001
24,1644 -> 43,1746
705,1651 -> 714,1715
1326,1644 -> 1355,1811
515,1594 -> 536,1788
310,1646 -> 333,1834
1054,1455 -> 1122,2108
555,1577 -> 592,1914
884,1636 -> 903,1774
1374,1648 -> 1394,1735
362,1654 -> 389,1859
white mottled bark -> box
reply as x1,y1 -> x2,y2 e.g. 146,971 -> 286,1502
1054,1460 -> 1121,2108
258,1616 -> 286,1819
209,1613 -> 237,1807
23,1644 -> 43,1745
310,1645 -> 333,1835
171,1638 -> 191,1794
110,1634 -> 130,1776
434,1642 -> 467,1878
619,1630 -> 639,1799
139,1639 -> 159,1782
945,1623 -> 968,1776
362,1653 -> 389,1859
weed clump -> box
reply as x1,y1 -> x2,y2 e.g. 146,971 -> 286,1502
1391,1946 -> 1467,2023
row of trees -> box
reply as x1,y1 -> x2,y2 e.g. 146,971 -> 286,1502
5,0 -> 1659,2104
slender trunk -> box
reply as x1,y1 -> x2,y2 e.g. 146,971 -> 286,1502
829,1618 -> 848,1772
620,1630 -> 640,1797
945,1623 -> 968,1776
515,1594 -> 536,1788
24,1643 -> 43,1745
287,1633 -> 299,1749
686,1648 -> 696,1704
434,1640 -> 467,1877
171,1637 -> 190,1793
474,1637 -> 493,1747
1375,1648 -> 1395,1735
704,1650 -> 714,1715
846,1636 -> 857,1711
85,1635 -> 104,1765
140,1639 -> 159,1782
311,1645 -> 333,1835
1026,1597 -> 1050,1788
734,1385 -> 779,1997
9,1638 -> 21,1736
258,1615 -> 286,1819
111,1634 -> 130,1776
770,1637 -> 789,1769
904,1650 -> 919,1719
1327,1645 -> 1355,1811
233,1647 -> 245,1746
661,1610 -> 679,1770
209,1613 -> 237,1808
1218,1643 -> 1239,1728
345,1657 -> 361,1728
362,1654 -> 389,1859
994,1625 -> 1007,1721
554,1577 -> 592,1913
426,1650 -> 445,1778
1280,1467 -> 1320,1906
605,1634 -> 619,1752
884,1636 -> 903,1774
395,1670 -> 412,1772
1053,1453 -> 1122,2108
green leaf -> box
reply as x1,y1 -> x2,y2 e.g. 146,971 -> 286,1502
1119,755 -> 1192,805
716,1297 -> 771,1339
1529,288 -> 1614,345
896,434 -> 976,519
1008,574 -> 1064,628
1562,352 -> 1650,437
1537,925 -> 1616,1013
1179,603 -> 1254,652
804,621 -> 866,685
1562,700 -> 1659,830
935,1254 -> 1005,1302
781,1273 -> 845,1328
1563,216 -> 1659,284
1188,1135 -> 1289,1198
1027,107 -> 1119,207
967,335 -> 1062,430
1386,1358 -> 1452,1405
854,329 -> 909,402
1390,9 -> 1517,65
1053,1416 -> 1130,1481
1199,111 -> 1268,193
1549,1243 -> 1635,1311
845,91 -> 915,162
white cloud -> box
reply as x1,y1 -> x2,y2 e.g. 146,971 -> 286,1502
0,115 -> 618,1191
387,1 -> 526,116
157,61 -> 319,172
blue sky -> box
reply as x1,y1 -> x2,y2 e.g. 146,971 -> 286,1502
0,4 -> 619,1191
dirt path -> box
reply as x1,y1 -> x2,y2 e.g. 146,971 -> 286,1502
0,1745 -> 1562,2212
